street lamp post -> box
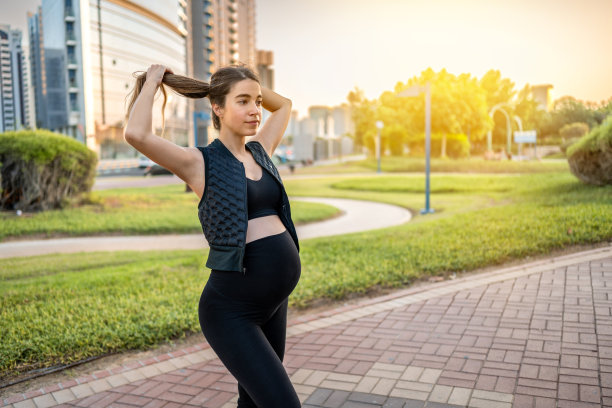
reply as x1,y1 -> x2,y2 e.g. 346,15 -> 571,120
398,82 -> 434,215
375,120 -> 384,173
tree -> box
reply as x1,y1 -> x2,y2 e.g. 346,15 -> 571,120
479,70 -> 517,146
454,73 -> 492,148
377,68 -> 491,158
552,96 -> 597,129
513,84 -> 546,133
479,69 -> 517,108
347,87 -> 376,154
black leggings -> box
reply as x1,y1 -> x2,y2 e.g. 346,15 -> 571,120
198,229 -> 302,407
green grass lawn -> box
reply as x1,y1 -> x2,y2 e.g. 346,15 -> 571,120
0,185 -> 340,242
1,169 -> 611,381
0,157 -> 569,241
287,155 -> 570,175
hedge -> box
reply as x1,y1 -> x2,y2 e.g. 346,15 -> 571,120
0,130 -> 97,211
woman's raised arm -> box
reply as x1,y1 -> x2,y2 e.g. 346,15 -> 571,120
124,65 -> 204,197
254,86 -> 292,156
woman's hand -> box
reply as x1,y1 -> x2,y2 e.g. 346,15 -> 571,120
145,64 -> 174,88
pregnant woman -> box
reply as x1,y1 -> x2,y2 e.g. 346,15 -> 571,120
124,64 -> 302,407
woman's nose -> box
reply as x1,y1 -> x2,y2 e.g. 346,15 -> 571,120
249,102 -> 260,114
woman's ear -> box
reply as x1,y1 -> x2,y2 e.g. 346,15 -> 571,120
212,103 -> 224,119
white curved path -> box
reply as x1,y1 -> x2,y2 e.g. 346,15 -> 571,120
0,197 -> 412,259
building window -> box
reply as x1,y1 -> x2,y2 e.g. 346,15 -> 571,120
68,69 -> 77,87
70,93 -> 78,111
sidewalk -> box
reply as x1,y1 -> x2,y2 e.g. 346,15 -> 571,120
2,244 -> 611,408
0,197 -> 412,258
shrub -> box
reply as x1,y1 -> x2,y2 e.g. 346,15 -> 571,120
0,130 -> 98,211
567,117 -> 612,185
560,122 -> 590,153
561,137 -> 581,154
408,133 -> 470,158
560,122 -> 589,139
383,124 -> 408,156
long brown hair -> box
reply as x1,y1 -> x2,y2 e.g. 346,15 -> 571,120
124,64 -> 260,137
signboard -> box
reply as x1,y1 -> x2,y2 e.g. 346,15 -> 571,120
514,130 -> 537,144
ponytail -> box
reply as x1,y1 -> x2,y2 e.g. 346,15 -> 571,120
124,64 -> 259,136
124,71 -> 210,137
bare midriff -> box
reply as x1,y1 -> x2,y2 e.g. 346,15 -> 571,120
246,214 -> 286,244
244,155 -> 286,244
194,147 -> 286,245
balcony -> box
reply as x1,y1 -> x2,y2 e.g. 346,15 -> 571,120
66,30 -> 76,43
64,7 -> 75,21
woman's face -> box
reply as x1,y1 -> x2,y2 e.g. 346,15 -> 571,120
214,79 -> 262,136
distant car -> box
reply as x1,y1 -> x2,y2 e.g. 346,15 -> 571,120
271,154 -> 284,166
144,163 -> 172,176
273,146 -> 295,164
138,154 -> 172,176
138,155 -> 155,168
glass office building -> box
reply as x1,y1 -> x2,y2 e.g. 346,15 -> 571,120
30,0 -> 188,158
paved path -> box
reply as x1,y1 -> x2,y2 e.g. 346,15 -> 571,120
0,197 -> 412,258
2,245 -> 611,408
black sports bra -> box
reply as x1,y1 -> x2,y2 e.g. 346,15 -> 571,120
247,168 -> 281,220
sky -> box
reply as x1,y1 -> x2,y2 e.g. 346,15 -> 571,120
256,0 -> 612,117
4,0 -> 612,118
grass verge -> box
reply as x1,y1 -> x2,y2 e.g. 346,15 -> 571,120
0,184 -> 339,242
1,171 -> 610,381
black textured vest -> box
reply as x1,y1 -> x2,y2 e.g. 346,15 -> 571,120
196,138 -> 300,274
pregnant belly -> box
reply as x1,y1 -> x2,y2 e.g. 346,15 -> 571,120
246,214 -> 287,244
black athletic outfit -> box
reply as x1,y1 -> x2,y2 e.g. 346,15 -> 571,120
198,168 -> 302,407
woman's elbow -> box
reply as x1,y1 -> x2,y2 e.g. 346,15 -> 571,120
124,130 -> 144,146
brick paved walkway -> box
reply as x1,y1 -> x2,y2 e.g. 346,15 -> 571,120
2,245 -> 611,408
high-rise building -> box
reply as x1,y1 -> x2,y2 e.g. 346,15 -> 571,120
188,0 -> 257,145
255,49 -> 273,123
332,104 -> 354,137
24,0 -> 257,155
291,104 -> 356,161
28,0 -> 189,158
308,106 -> 331,136
256,49 -> 273,89
532,84 -> 554,112
0,25 -> 31,132
205,0 -> 256,74
294,117 -> 315,162
237,0 -> 256,68
285,109 -> 298,138
27,10 -> 46,131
